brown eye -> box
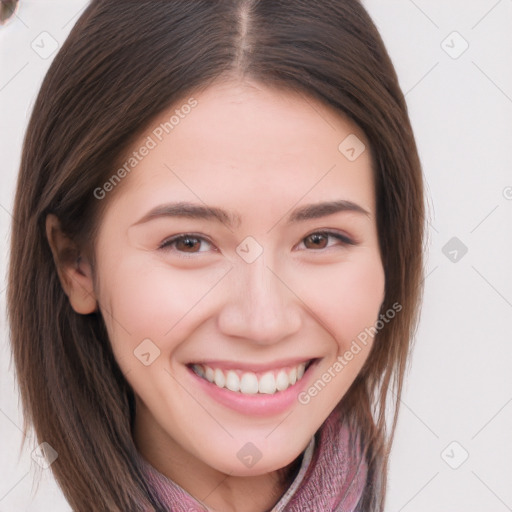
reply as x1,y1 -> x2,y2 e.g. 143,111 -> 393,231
304,233 -> 329,249
300,231 -> 355,250
159,234 -> 213,254
175,236 -> 201,252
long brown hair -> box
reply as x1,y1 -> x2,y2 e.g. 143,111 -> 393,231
8,1 -> 425,510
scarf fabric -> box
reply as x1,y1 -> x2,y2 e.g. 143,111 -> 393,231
139,406 -> 368,511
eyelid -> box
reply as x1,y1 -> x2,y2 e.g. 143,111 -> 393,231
297,229 -> 357,249
158,233 -> 215,254
158,229 -> 357,257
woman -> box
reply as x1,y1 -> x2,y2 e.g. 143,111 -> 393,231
8,1 -> 425,510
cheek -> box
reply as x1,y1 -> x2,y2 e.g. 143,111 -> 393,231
98,247 -> 384,367
288,252 -> 385,350
97,254 -> 228,355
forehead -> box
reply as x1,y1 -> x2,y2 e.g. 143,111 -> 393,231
151,79 -> 369,167
106,79 -> 375,222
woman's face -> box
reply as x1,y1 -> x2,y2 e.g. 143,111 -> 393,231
91,79 -> 385,477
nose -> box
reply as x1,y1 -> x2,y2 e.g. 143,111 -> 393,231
217,255 -> 302,345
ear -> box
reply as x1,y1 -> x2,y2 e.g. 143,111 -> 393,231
45,214 -> 98,314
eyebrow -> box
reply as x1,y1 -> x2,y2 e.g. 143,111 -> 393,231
132,199 -> 370,229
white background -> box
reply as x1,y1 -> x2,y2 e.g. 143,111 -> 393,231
1,1 -> 511,510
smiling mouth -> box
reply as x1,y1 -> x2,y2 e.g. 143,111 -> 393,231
187,359 -> 317,395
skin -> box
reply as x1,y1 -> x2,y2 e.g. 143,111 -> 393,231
47,77 -> 385,512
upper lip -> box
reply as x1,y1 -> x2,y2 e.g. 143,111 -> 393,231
187,357 -> 318,373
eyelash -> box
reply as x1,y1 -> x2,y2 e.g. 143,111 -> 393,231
158,230 -> 356,257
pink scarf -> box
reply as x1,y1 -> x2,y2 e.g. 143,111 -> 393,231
139,405 -> 368,511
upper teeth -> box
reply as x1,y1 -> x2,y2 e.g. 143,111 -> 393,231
192,362 -> 309,395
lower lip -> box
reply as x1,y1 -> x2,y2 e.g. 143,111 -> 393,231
186,360 -> 318,416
